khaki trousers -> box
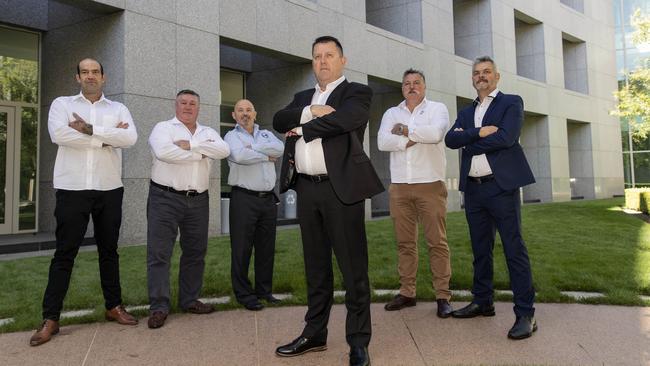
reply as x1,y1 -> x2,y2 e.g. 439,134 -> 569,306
389,181 -> 451,300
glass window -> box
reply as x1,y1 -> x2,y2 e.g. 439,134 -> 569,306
623,153 -> 632,185
632,134 -> 650,151
19,107 -> 37,230
0,27 -> 39,104
219,69 -> 246,197
633,152 -> 650,185
621,119 -> 630,151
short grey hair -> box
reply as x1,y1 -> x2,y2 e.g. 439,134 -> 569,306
472,56 -> 498,73
402,68 -> 426,83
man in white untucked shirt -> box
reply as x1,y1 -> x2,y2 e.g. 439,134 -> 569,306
31,58 -> 139,347
378,68 -> 453,318
146,89 -> 230,329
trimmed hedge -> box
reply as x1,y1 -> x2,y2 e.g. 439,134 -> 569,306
625,188 -> 650,213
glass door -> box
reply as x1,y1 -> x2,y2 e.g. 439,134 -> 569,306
0,106 -> 16,234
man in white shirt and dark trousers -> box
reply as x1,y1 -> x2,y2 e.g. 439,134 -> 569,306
378,69 -> 454,318
146,89 -> 230,329
31,58 -> 139,346
224,99 -> 284,311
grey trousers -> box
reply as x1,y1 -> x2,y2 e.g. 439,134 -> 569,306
147,185 -> 209,312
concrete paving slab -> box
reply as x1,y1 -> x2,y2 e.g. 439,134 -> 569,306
84,311 -> 258,366
0,323 -> 98,366
1,302 -> 648,366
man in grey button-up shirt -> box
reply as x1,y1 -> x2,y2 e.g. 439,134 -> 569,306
224,99 -> 284,311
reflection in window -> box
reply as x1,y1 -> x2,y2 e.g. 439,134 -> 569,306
220,69 -> 245,197
634,152 -> 650,185
0,111 -> 6,224
19,107 -> 38,230
0,27 -> 39,104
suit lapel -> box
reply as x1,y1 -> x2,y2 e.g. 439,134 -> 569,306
481,91 -> 502,127
325,80 -> 349,108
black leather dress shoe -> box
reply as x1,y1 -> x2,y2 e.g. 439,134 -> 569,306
258,295 -> 281,304
276,336 -> 327,357
436,299 -> 453,318
451,302 -> 495,318
508,315 -> 537,339
244,300 -> 264,311
349,346 -> 370,366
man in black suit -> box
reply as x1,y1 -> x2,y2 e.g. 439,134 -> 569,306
445,56 -> 537,340
273,36 -> 384,366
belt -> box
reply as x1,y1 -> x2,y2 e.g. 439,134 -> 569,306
232,185 -> 274,198
150,180 -> 205,197
467,174 -> 495,184
298,173 -> 329,183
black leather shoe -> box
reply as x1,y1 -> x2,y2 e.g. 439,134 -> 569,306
508,315 -> 537,339
258,294 -> 281,304
384,294 -> 416,311
436,299 -> 453,318
276,336 -> 327,357
349,346 -> 370,366
451,302 -> 495,318
244,300 -> 264,311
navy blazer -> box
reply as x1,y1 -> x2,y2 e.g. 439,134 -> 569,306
273,80 -> 384,204
444,91 -> 535,192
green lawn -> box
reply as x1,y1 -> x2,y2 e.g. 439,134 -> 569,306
1,198 -> 648,333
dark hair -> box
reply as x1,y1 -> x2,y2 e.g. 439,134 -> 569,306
473,56 -> 498,72
312,35 -> 343,55
403,68 -> 426,84
77,58 -> 104,75
176,89 -> 200,101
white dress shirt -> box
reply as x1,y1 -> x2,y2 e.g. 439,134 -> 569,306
377,98 -> 449,184
149,117 -> 230,193
224,124 -> 284,192
294,75 -> 346,175
48,92 -> 138,190
468,88 -> 499,177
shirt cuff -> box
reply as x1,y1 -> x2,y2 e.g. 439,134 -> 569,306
300,106 -> 313,124
398,137 -> 409,151
90,136 -> 103,148
92,125 -> 105,136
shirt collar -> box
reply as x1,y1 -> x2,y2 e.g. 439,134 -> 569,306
473,88 -> 500,105
398,97 -> 427,112
73,91 -> 111,105
172,116 -> 205,131
315,75 -> 346,93
235,123 -> 259,136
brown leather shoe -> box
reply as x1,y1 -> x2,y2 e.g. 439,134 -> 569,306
384,294 -> 416,311
30,319 -> 59,346
105,305 -> 138,325
184,300 -> 215,314
147,311 -> 168,329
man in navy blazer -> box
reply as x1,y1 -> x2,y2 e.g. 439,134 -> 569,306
273,36 -> 383,366
445,56 -> 537,340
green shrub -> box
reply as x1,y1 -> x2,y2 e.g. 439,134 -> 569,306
625,188 -> 650,211
640,191 -> 650,214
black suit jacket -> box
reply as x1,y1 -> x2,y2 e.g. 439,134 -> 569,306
273,80 -> 384,204
445,92 -> 535,192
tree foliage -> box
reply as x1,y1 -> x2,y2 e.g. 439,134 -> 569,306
613,9 -> 650,142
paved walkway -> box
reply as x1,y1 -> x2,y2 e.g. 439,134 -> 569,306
1,302 -> 649,365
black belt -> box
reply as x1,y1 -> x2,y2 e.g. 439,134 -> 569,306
467,174 -> 495,184
298,173 -> 329,183
150,180 -> 205,197
232,185 -> 274,198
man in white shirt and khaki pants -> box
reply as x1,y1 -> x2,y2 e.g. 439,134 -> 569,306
31,58 -> 139,346
146,89 -> 230,329
378,68 -> 454,318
